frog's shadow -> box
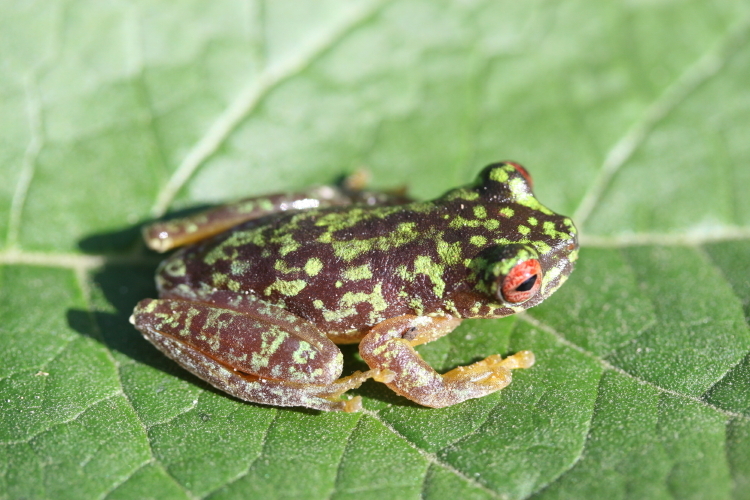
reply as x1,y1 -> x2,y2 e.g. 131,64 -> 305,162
69,216 -> 415,413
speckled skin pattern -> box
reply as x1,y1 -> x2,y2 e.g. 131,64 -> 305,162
132,162 -> 578,412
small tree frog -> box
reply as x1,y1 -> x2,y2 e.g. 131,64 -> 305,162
131,162 -> 578,412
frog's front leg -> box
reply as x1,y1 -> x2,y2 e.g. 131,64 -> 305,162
359,315 -> 535,408
131,296 -> 385,412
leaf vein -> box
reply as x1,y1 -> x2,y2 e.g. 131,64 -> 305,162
573,14 -> 750,226
74,265 -> 199,500
520,313 -> 750,423
694,244 -> 750,405
144,394 -> 202,429
580,227 -> 750,248
328,413 -> 364,500
362,409 -> 509,500
0,392 -> 119,446
6,75 -> 44,249
149,0 -> 390,217
201,409 -> 279,497
96,459 -> 154,500
524,370 -> 607,498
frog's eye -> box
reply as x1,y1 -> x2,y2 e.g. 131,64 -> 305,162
499,259 -> 542,304
480,244 -> 542,305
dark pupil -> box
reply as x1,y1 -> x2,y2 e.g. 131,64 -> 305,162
515,274 -> 537,292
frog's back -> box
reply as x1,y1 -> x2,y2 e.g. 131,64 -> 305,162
157,164 -> 577,337
158,202 -> 461,334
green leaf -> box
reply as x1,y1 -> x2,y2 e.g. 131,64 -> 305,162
2,1 -> 750,499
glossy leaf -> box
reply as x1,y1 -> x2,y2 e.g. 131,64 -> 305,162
2,1 -> 750,499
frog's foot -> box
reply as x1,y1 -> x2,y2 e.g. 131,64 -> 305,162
310,368 -> 394,412
131,298 -> 378,412
440,351 -> 535,394
359,315 -> 534,408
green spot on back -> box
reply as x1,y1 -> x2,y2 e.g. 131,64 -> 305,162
449,216 -> 481,229
330,221 -> 421,261
436,239 -> 462,265
305,258 -> 323,276
489,167 -> 510,183
212,272 -> 228,287
274,260 -> 301,274
414,255 -> 446,298
337,283 -> 388,323
264,279 -> 307,297
444,188 -> 480,202
483,219 -> 500,230
230,260 -> 251,275
543,221 -> 569,239
272,233 -> 301,256
342,263 -> 373,281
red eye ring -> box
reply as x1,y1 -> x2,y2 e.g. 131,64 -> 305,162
501,259 -> 542,303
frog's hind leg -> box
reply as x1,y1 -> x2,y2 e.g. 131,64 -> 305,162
359,315 -> 535,408
144,178 -> 412,253
131,296 -> 381,412
138,325 -> 369,412
143,186 -> 356,253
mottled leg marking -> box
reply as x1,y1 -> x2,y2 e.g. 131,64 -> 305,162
132,298 -> 379,412
143,186 -> 357,252
143,179 -> 412,253
359,315 -> 535,408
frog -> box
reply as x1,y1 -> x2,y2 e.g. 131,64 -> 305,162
131,161 -> 578,412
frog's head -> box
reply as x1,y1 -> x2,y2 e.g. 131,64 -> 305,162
469,162 -> 578,313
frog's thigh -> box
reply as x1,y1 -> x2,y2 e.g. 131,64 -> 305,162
132,298 -> 369,412
359,315 -> 535,408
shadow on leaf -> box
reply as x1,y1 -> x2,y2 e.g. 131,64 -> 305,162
77,205 -> 213,255
69,218 -> 408,413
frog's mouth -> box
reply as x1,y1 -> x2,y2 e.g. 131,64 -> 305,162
537,237 -> 578,303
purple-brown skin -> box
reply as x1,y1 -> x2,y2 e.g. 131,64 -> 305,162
131,162 -> 578,412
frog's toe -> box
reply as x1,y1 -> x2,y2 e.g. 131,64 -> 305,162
472,351 -> 535,371
442,363 -> 512,390
341,396 -> 362,413
501,350 -> 536,369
